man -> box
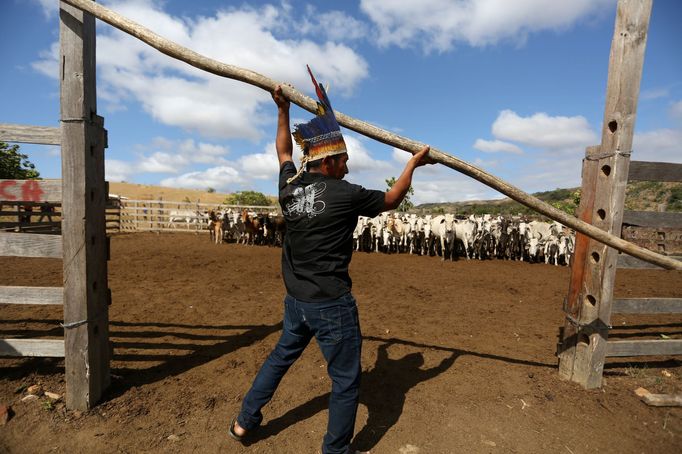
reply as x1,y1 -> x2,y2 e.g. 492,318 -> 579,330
230,66 -> 432,454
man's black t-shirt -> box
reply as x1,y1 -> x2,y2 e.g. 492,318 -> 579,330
279,161 -> 385,303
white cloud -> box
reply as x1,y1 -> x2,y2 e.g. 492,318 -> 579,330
511,156 -> 583,193
137,152 -> 188,173
473,138 -> 523,154
105,159 -> 136,182
633,128 -> 682,163
640,87 -> 670,101
360,0 -> 615,51
300,9 -> 369,42
392,148 -> 411,164
32,1 -> 369,140
133,137 -> 230,173
344,135 -> 392,172
238,143 -> 280,180
32,0 -> 56,18
31,42 -> 59,79
491,109 -> 597,151
670,100 -> 682,121
160,166 -> 244,191
412,170 -> 497,204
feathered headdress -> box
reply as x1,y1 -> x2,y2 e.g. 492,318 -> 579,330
287,65 -> 347,184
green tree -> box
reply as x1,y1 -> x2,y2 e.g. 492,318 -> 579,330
206,187 -> 216,193
225,190 -> 271,206
385,176 -> 414,212
0,142 -> 40,179
550,189 -> 582,216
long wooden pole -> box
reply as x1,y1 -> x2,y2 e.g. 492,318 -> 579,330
61,0 -> 681,270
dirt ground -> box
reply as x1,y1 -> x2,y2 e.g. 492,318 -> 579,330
1,232 -> 681,453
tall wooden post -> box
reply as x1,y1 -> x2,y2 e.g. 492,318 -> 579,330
60,1 -> 111,410
558,0 -> 652,388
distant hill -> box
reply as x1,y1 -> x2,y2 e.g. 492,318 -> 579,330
108,182 -> 230,204
108,181 -> 681,215
414,181 -> 682,216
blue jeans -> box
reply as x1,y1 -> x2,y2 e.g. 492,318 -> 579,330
237,293 -> 362,454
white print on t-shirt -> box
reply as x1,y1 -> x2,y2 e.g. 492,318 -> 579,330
284,182 -> 327,218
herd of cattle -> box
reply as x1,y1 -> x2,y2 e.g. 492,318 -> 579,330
167,208 -> 576,266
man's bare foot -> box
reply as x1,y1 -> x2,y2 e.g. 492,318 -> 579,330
232,419 -> 247,437
228,417 -> 247,442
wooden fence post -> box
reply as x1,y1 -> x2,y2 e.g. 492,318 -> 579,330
60,1 -> 110,410
558,0 -> 652,388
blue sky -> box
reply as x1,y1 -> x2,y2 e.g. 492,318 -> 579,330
1,0 -> 680,203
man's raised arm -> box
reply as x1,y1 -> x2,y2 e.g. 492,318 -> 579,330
272,85 -> 293,166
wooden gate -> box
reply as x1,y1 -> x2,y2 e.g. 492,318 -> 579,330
557,0 -> 682,388
0,2 -> 110,410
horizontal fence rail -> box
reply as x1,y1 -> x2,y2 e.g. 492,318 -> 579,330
0,179 -> 62,202
0,286 -> 63,305
622,211 -> 682,229
612,297 -> 682,314
606,339 -> 682,357
0,232 -> 62,258
0,339 -> 65,357
0,123 -> 61,146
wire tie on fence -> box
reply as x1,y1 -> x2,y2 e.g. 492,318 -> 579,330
565,313 -> 586,328
564,314 -> 612,330
61,312 -> 105,330
585,150 -> 632,161
61,319 -> 89,329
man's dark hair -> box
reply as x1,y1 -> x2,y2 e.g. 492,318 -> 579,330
306,154 -> 344,171
307,159 -> 323,171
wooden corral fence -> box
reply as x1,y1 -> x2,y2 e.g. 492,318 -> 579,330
558,0 -> 682,388
0,199 -> 62,234
106,199 -> 277,233
0,3 -> 110,410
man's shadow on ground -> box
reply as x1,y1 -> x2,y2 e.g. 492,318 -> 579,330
243,338 -> 457,451
352,342 -> 457,451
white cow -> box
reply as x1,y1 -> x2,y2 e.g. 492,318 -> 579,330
167,209 -> 206,231
369,213 -> 389,253
430,214 -> 455,260
354,216 -> 371,251
453,219 -> 477,259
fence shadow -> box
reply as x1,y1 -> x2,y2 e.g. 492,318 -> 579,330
0,318 -> 282,400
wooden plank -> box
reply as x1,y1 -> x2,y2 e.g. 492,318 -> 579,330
622,211 -> 682,228
641,394 -> 682,407
628,161 -> 682,182
60,1 -> 110,411
606,339 -> 682,357
0,339 -> 65,357
0,286 -> 63,305
612,298 -> 682,314
0,232 -> 62,258
0,179 -> 62,203
0,124 -> 61,145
